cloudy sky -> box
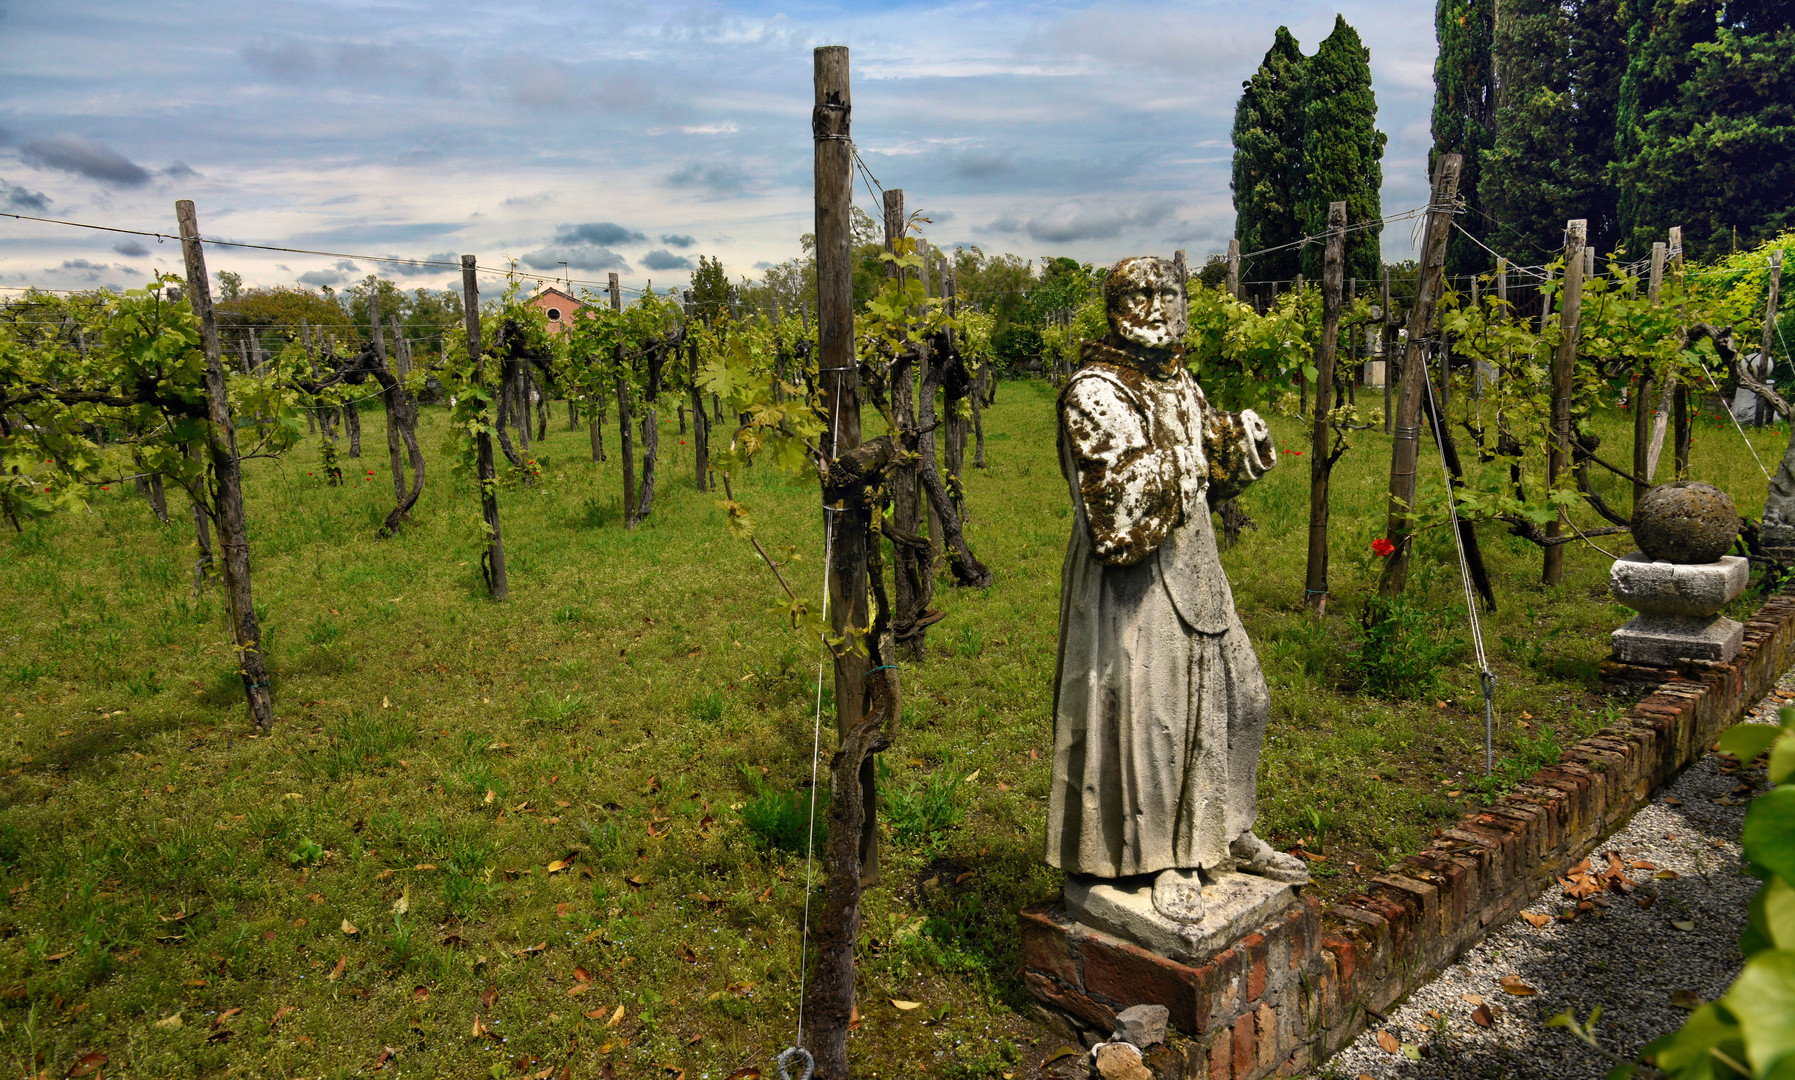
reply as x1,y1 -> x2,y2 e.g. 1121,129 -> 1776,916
0,0 -> 1437,299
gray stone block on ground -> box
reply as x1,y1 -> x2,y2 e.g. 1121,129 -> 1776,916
1113,1004 -> 1169,1048
1063,870 -> 1296,963
1612,613 -> 1744,665
1609,553 -> 1748,617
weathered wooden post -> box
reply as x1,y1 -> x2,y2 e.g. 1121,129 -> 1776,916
461,256 -> 508,600
610,272 -> 636,527
1756,251 -> 1783,428
1305,202 -> 1345,613
687,289 -> 708,491
1226,237 -> 1240,298
176,200 -> 274,731
1642,241 -> 1671,486
1382,265 -> 1394,433
1379,153 -> 1461,598
1543,219 -> 1587,586
1671,226 -> 1691,477
369,291 -> 405,504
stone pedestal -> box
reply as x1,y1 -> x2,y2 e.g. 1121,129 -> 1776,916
1064,871 -> 1297,964
1609,553 -> 1748,665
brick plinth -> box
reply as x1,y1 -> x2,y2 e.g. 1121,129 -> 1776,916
1022,584 -> 1795,1077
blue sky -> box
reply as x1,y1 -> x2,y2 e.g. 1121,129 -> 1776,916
0,0 -> 1438,297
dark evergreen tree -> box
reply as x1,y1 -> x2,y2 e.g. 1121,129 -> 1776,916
1297,15 -> 1386,283
1478,0 -> 1632,260
1613,0 -> 1795,260
1432,0 -> 1498,276
1231,27 -> 1307,288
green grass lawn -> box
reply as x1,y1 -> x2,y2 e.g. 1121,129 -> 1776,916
0,377 -> 1784,1078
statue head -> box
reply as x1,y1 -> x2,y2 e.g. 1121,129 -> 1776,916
1103,257 -> 1187,357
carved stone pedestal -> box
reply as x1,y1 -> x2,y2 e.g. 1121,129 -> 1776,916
1609,553 -> 1748,665
1021,892 -> 1326,1079
1064,872 -> 1297,965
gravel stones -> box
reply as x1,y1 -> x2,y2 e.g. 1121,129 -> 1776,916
1327,677 -> 1785,1079
1631,482 -> 1739,564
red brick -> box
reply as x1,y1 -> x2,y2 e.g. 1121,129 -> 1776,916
1320,933 -> 1356,987
1255,1002 -> 1277,1069
1079,930 -> 1198,1032
1370,873 -> 1438,939
1241,931 -> 1267,1002
1023,969 -> 1114,1032
1208,1033 -> 1231,1080
1019,909 -> 1080,987
1232,1012 -> 1255,1078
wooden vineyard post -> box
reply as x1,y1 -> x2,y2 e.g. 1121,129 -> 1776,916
611,272 -> 636,529
808,45 -> 888,1080
369,291 -> 406,504
461,256 -> 508,601
687,289 -> 708,491
1642,241 -> 1670,485
1226,237 -> 1240,298
1757,251 -> 1783,428
1379,153 -> 1461,598
176,200 -> 274,732
1304,202 -> 1345,613
1381,266 -> 1394,433
884,188 -> 930,659
1543,219 -> 1587,586
1671,227 -> 1691,477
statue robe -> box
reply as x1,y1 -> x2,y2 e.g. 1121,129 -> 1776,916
1047,341 -> 1278,878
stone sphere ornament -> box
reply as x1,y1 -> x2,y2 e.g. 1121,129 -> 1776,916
1630,481 -> 1739,564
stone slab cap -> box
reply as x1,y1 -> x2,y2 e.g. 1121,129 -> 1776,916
1114,1004 -> 1170,1048
1064,871 -> 1297,963
1610,553 -> 1748,617
1613,613 -> 1744,665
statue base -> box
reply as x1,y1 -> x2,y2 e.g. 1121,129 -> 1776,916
1612,612 -> 1744,665
1063,871 -> 1297,964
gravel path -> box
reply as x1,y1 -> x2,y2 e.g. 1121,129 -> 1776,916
1321,676 -> 1787,1080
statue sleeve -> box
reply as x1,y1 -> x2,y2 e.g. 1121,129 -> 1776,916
1062,374 -> 1180,565
1202,404 -> 1277,505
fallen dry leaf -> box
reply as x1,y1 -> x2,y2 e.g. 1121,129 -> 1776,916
154,1012 -> 183,1029
724,1069 -> 763,1080
566,983 -> 591,997
1499,975 -> 1537,996
270,1005 -> 296,1030
212,1007 -> 242,1029
1472,1004 -> 1495,1028
606,1004 -> 625,1028
573,966 -> 592,983
547,859 -> 570,874
373,1047 -> 396,1071
66,1051 -> 108,1077
326,955 -> 347,981
1375,1028 -> 1401,1054
1672,919 -> 1696,932
1656,870 -> 1681,880
341,919 -> 359,936
481,985 -> 497,1010
412,986 -> 429,1002
1671,989 -> 1702,1010
891,999 -> 922,1011
1460,993 -> 1484,1006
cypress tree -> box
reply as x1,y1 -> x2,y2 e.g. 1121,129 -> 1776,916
1298,16 -> 1386,283
1613,0 -> 1794,259
1432,0 -> 1498,276
1231,27 -> 1307,288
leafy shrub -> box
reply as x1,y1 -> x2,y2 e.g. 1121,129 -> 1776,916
740,770 -> 827,854
1356,596 -> 1464,699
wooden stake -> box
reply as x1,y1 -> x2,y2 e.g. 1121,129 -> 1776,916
1226,238 -> 1240,298
809,44 -> 876,1080
1379,153 -> 1461,598
1543,219 -> 1586,586
1757,251 -> 1783,427
461,256 -> 508,600
176,200 -> 274,731
1382,266 -> 1393,433
1305,202 -> 1345,612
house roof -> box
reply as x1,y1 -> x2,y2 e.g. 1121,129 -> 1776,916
531,287 -> 580,306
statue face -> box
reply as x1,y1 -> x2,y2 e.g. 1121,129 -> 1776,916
1105,258 -> 1187,352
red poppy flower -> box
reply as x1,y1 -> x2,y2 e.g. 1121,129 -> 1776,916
101,486 -> 109,491
1372,538 -> 1396,557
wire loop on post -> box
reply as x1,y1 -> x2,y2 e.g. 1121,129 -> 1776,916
778,1046 -> 816,1080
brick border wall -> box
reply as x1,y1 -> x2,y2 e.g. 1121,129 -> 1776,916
1021,585 -> 1795,1078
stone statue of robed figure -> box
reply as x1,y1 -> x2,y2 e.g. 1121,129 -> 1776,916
1048,257 -> 1306,937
